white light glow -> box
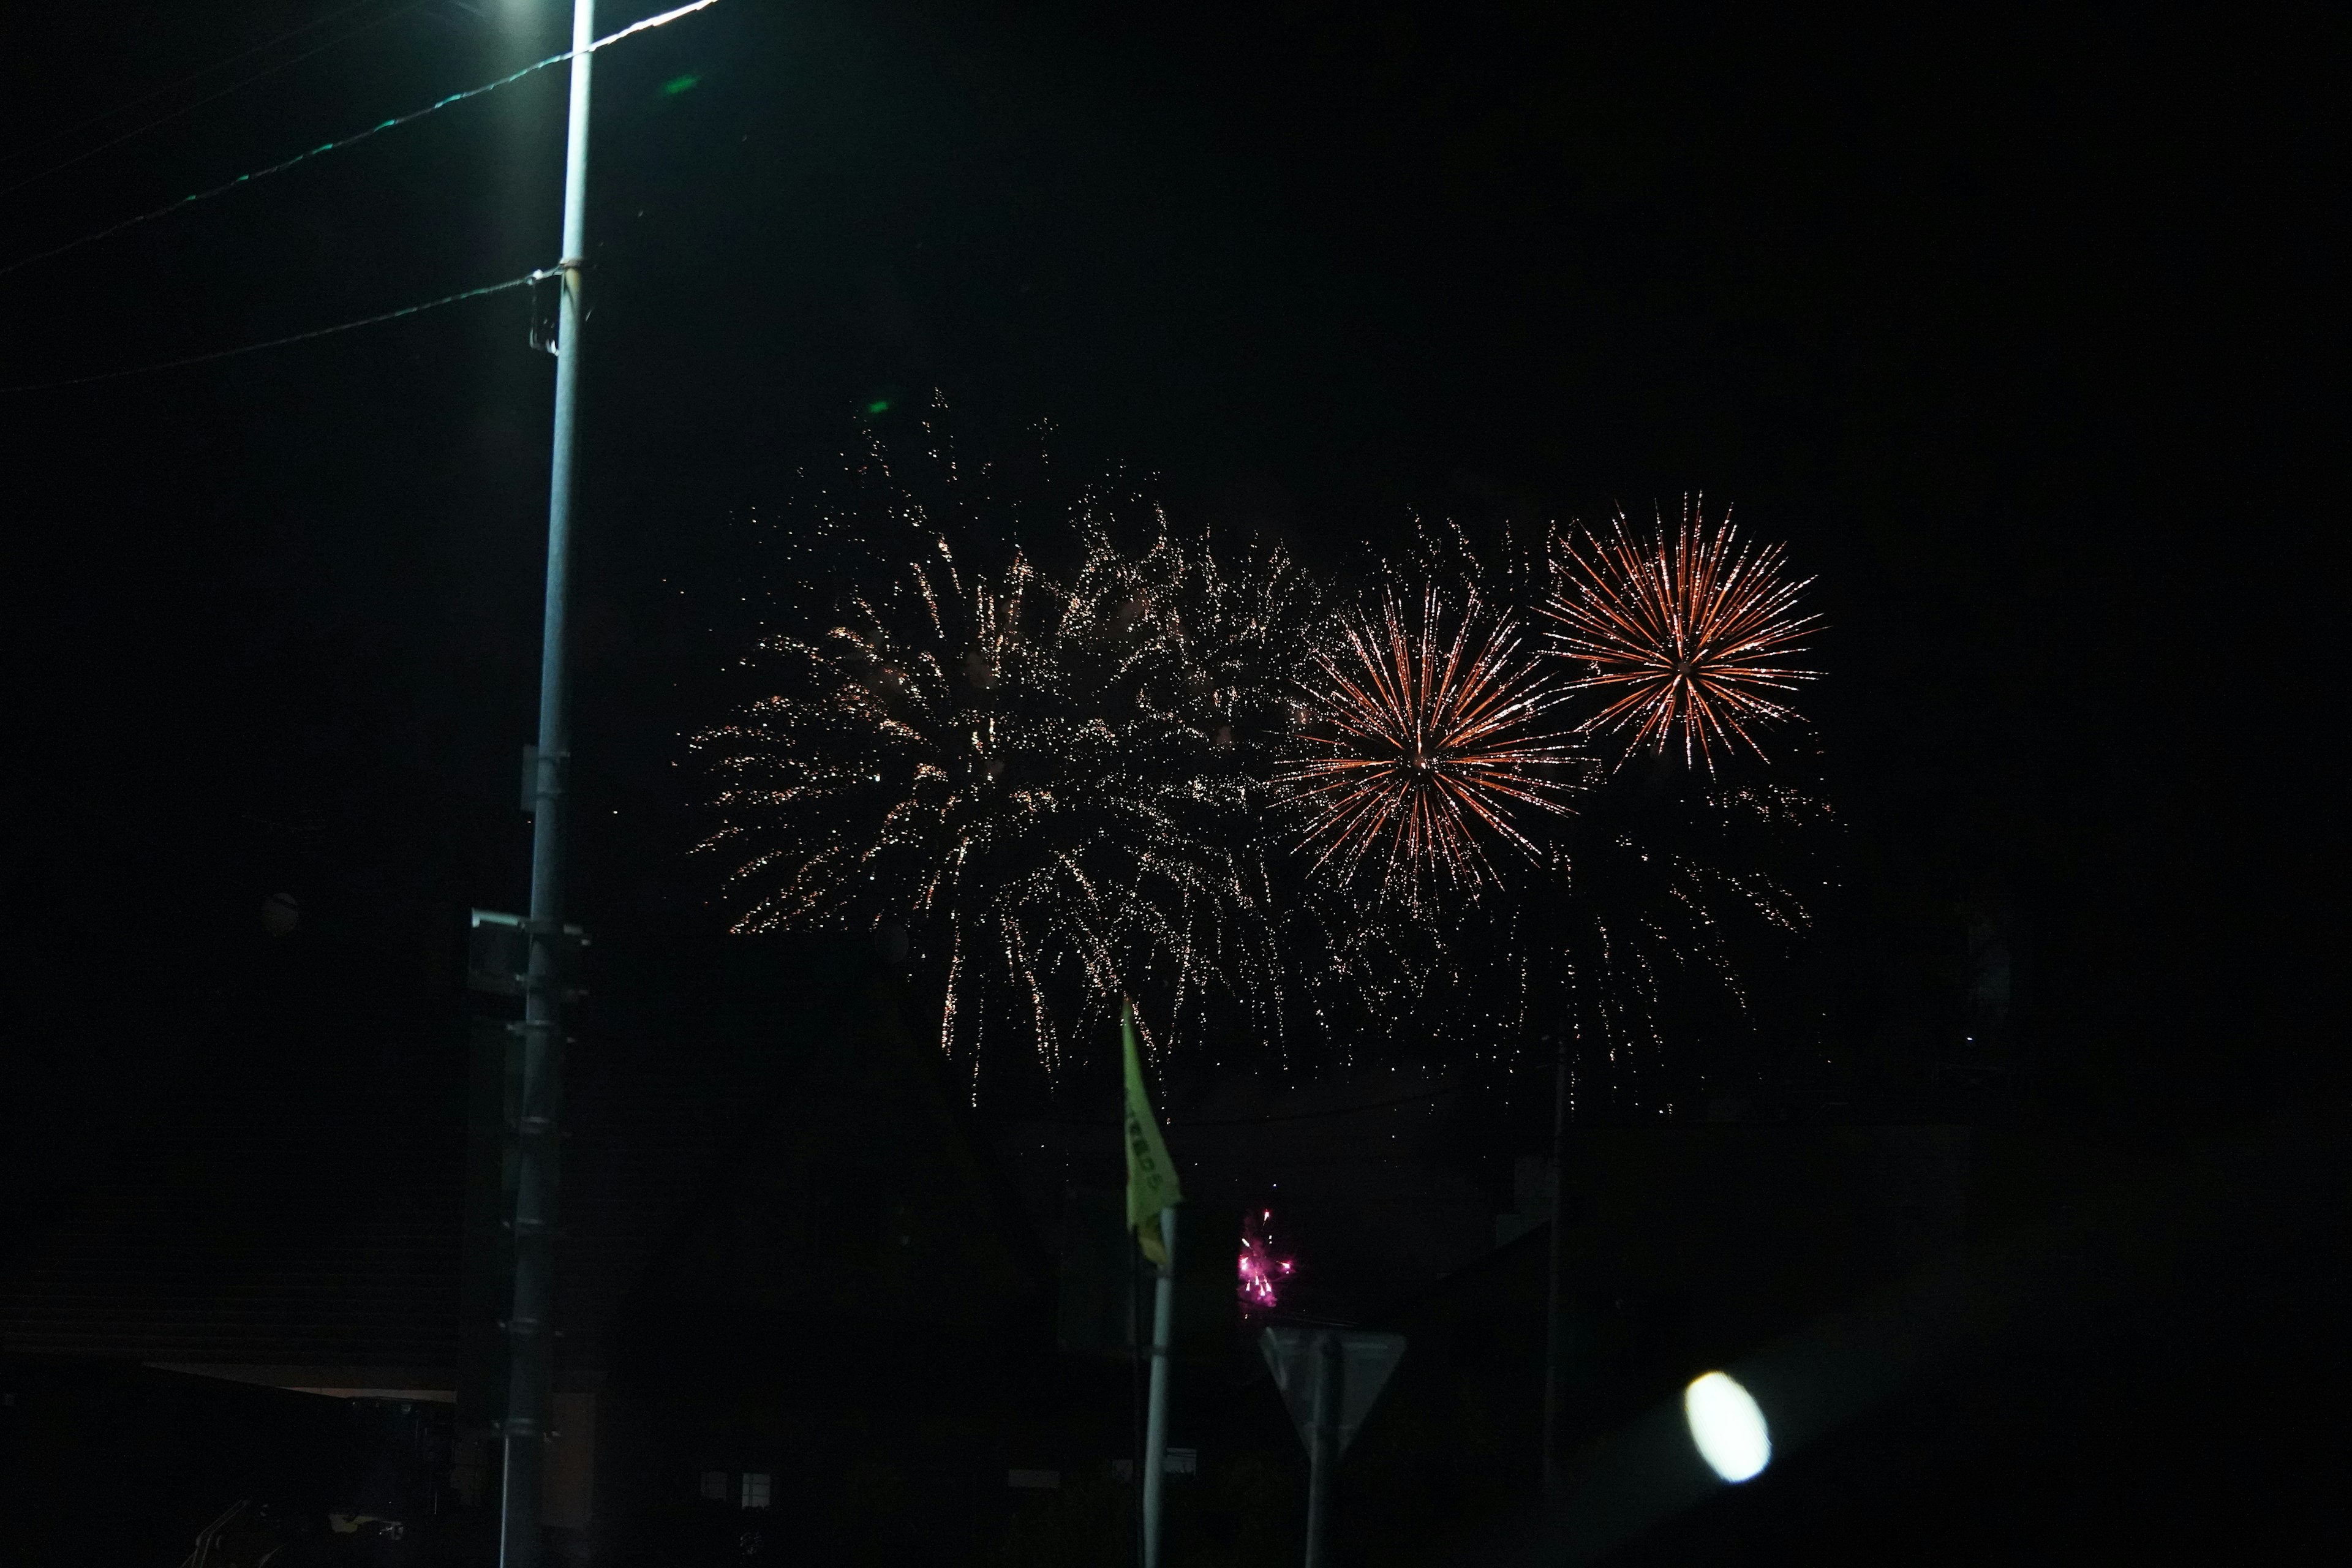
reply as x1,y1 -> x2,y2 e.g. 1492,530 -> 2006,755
1684,1371 -> 1771,1482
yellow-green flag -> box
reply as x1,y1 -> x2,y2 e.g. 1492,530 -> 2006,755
1121,1001 -> 1182,1267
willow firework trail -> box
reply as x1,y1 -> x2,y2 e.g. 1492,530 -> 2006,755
694,441 -> 1309,1083
1277,583 -> 1582,902
1542,499 -> 1819,769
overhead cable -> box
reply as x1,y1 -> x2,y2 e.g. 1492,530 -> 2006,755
0,0 -> 721,283
0,268 -> 551,393
0,1 -> 432,202
0,0 -> 401,172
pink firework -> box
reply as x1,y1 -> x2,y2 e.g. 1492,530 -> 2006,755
1237,1207 -> 1296,1314
1544,500 -> 1819,769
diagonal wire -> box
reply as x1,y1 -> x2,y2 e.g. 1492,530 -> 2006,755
0,0 -> 721,283
0,0 -> 400,171
0,268 -> 551,393
0,1 -> 433,201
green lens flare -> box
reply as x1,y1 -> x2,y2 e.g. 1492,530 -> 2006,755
865,398 -> 892,415
661,74 -> 701,97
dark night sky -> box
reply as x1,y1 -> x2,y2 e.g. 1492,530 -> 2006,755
1,2 -> 2337,1155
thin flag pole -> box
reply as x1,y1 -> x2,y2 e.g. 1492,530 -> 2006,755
1142,1205 -> 1178,1568
1121,1000 -> 1184,1568
1129,1232 -> 1147,1566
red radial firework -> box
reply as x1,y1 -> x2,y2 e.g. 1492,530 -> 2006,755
1543,500 -> 1819,768
1278,585 -> 1580,898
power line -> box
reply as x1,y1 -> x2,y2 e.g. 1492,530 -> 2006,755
0,1 -> 432,202
0,268 -> 550,393
0,0 -> 401,170
0,0 -> 721,283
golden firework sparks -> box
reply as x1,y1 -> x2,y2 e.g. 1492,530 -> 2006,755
695,480 -> 1310,1088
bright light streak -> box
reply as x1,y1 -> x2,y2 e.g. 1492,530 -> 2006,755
1683,1371 -> 1771,1482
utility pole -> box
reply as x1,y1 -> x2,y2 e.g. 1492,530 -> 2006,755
500,5 -> 594,1567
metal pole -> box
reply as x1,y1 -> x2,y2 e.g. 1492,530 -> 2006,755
1542,1027 -> 1574,1491
500,5 -> 594,1566
1302,1330 -> 1338,1568
1128,1237 -> 1146,1568
1141,1206 -> 1178,1568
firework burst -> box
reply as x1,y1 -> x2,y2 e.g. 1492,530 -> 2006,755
1544,500 -> 1819,769
1277,584 -> 1583,902
1237,1207 -> 1295,1315
695,429 -> 1310,1088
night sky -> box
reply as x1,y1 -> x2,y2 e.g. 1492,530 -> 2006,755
1,2 -> 2335,1158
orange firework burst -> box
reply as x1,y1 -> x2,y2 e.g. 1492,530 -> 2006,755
1543,500 -> 1819,768
1278,585 -> 1582,899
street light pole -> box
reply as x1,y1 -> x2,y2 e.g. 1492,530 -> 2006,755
500,4 -> 594,1566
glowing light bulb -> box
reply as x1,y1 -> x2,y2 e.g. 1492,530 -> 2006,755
1683,1371 -> 1770,1482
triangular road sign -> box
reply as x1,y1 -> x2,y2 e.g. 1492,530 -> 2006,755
1260,1327 -> 1406,1458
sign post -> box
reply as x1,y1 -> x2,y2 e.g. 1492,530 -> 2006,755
1260,1328 -> 1406,1568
